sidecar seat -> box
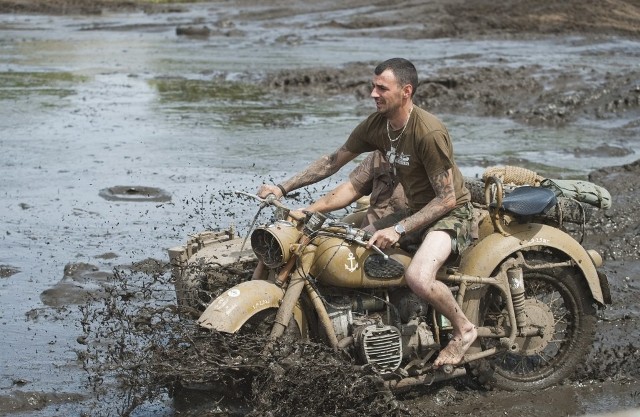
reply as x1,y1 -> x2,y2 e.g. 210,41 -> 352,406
493,186 -> 557,216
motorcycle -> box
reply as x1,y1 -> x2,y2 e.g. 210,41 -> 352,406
168,176 -> 611,391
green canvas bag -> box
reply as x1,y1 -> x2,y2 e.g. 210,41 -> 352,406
540,179 -> 612,209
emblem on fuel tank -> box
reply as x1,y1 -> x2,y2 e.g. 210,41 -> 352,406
345,251 -> 358,272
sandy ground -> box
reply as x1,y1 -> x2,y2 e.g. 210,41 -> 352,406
1,0 -> 639,416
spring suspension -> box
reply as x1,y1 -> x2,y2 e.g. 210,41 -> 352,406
507,267 -> 527,328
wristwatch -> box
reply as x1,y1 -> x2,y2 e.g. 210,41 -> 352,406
394,223 -> 406,236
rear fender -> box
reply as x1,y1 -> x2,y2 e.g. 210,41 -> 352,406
460,222 -> 606,305
197,280 -> 307,337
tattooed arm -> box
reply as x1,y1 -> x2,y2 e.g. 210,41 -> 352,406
258,145 -> 359,199
367,168 -> 456,249
301,181 -> 363,214
400,168 -> 456,233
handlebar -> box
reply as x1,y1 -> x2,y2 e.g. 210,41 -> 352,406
354,236 -> 389,261
235,190 -> 285,209
236,190 -> 389,260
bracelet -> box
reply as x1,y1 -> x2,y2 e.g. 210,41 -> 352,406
276,184 -> 287,197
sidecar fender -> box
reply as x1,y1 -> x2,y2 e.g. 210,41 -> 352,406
197,280 -> 307,336
459,222 -> 606,304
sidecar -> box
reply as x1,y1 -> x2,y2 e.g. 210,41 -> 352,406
167,228 -> 255,313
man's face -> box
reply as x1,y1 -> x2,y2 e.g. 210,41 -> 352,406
370,69 -> 404,117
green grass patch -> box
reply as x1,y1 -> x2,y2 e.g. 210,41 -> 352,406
0,71 -> 88,100
149,78 -> 266,103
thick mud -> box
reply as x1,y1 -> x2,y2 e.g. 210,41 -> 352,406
1,0 -> 639,416
72,161 -> 640,417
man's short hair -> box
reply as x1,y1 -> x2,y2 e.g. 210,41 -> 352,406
374,58 -> 418,98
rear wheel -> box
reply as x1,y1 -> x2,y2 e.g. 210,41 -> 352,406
479,253 -> 596,390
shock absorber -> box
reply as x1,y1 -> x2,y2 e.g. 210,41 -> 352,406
507,267 -> 527,328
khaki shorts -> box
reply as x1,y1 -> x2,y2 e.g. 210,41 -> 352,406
373,202 -> 474,255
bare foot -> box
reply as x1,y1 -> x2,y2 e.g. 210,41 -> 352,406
434,326 -> 477,367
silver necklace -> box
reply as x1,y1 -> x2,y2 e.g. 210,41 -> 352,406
386,106 -> 413,175
386,106 -> 414,144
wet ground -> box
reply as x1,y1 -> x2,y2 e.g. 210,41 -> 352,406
0,0 -> 639,416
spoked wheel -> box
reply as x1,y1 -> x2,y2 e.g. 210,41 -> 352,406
479,254 -> 596,390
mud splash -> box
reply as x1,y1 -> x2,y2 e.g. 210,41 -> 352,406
78,264 -> 410,417
75,251 -> 640,417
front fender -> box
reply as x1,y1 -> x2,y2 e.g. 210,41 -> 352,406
459,222 -> 605,304
198,280 -> 307,336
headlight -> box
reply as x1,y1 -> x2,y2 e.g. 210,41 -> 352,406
251,221 -> 301,268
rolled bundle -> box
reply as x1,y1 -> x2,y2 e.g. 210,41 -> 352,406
482,165 -> 544,186
464,176 -> 592,224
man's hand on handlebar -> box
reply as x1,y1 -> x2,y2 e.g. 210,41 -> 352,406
367,226 -> 400,250
257,184 -> 283,199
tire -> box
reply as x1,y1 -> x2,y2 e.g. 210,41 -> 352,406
173,307 -> 301,405
175,261 -> 257,315
174,266 -> 222,314
477,252 -> 596,390
240,308 -> 302,341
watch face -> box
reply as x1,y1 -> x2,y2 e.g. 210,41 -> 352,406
394,224 -> 405,235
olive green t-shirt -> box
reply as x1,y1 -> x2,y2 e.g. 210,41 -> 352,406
344,107 -> 470,213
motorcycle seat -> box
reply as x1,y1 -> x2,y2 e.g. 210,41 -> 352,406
493,186 -> 557,216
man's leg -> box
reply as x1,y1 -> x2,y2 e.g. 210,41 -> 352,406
404,230 -> 477,367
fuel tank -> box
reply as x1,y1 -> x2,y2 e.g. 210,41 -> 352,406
308,235 -> 411,288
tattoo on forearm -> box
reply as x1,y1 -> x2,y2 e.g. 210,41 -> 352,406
403,169 -> 456,232
284,145 -> 350,191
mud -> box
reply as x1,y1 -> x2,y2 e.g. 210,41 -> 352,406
1,0 -> 640,416
72,158 -> 640,417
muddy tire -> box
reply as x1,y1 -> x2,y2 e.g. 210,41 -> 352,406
173,307 -> 301,408
477,252 -> 597,390
240,308 -> 302,341
175,261 -> 256,316
174,267 -> 220,314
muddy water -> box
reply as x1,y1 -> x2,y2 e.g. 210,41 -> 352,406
0,3 -> 639,416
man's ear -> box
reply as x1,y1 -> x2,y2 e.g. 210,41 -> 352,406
403,84 -> 413,99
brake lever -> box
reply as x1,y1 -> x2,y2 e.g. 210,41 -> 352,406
353,236 -> 389,261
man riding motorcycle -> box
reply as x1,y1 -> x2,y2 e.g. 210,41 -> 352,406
259,57 -> 476,367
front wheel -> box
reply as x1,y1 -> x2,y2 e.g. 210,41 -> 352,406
478,254 -> 596,390
173,307 -> 302,404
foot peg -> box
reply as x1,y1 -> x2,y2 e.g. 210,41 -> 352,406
441,364 -> 454,374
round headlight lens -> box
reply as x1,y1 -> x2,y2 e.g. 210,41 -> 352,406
250,222 -> 300,268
